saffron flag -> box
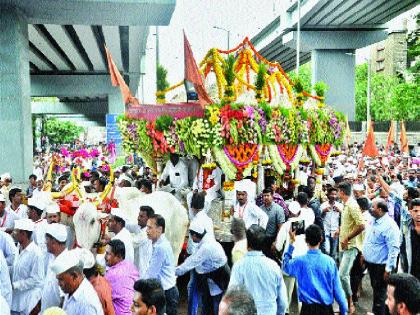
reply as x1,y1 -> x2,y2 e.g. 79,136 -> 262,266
385,121 -> 396,154
105,46 -> 139,106
362,121 -> 379,158
400,121 -> 409,154
184,31 -> 213,108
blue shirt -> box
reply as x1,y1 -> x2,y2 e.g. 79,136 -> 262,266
145,234 -> 176,290
283,246 -> 348,315
229,251 -> 287,315
362,214 -> 400,272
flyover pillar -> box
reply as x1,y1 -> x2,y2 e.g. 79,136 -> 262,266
108,91 -> 125,114
311,49 -> 356,120
283,30 -> 387,121
0,7 -> 32,183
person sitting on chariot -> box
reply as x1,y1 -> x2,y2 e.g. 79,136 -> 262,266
159,153 -> 189,201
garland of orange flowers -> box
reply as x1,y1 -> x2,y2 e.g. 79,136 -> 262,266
224,143 -> 260,180
216,37 -> 321,101
171,36 -> 321,105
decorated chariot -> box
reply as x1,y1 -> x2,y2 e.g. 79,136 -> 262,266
116,36 -> 348,241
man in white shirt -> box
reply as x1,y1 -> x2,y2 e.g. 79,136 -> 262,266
40,223 -> 68,312
232,180 -> 268,229
51,250 -> 104,315
159,153 -> 189,200
320,187 -> 343,259
0,193 -> 18,233
0,230 -> 17,276
1,173 -> 12,207
185,192 -> 215,315
11,219 -> 45,315
126,205 -> 154,275
27,197 -> 48,252
107,207 -> 134,264
7,187 -> 28,220
0,250 -> 12,307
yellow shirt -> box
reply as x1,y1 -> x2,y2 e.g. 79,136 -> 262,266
339,197 -> 365,251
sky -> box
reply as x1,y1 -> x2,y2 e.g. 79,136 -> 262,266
140,0 -> 419,103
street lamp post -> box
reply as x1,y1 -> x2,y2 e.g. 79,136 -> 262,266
213,26 -> 230,51
366,58 -> 371,129
296,0 -> 301,75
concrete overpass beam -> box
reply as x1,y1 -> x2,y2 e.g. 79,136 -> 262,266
311,49 -> 356,120
0,6 -> 32,183
283,30 -> 388,51
31,101 -> 108,115
31,74 -> 140,100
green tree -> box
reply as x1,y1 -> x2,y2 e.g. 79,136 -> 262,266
44,118 -> 84,144
355,63 -> 419,121
390,82 -> 420,120
407,13 -> 419,84
355,63 -> 368,121
369,74 -> 399,121
287,62 -> 312,92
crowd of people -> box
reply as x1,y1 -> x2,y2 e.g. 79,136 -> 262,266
0,141 -> 420,315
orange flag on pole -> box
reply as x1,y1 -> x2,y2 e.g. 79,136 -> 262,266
400,121 -> 409,154
385,121 -> 395,154
362,121 -> 379,157
105,46 -> 139,106
184,31 -> 213,108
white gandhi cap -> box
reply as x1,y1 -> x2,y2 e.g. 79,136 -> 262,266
111,207 -> 127,222
51,249 -> 82,275
14,219 -> 35,232
189,219 -> 205,234
28,197 -> 46,211
45,202 -> 60,214
45,223 -> 67,242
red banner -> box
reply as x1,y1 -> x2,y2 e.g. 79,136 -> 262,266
126,103 -> 205,121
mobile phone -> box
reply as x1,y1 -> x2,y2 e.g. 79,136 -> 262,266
291,220 -> 305,236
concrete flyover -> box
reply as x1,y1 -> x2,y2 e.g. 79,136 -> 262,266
0,0 -> 176,182
252,0 -> 419,120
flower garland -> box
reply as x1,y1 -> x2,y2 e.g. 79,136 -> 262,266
308,144 -> 332,166
223,144 -> 259,167
213,147 -> 237,180
267,144 -> 304,174
119,103 -> 346,174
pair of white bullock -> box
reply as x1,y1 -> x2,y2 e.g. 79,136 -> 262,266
72,188 -> 189,261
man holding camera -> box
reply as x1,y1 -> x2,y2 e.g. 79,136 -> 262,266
284,224 -> 348,315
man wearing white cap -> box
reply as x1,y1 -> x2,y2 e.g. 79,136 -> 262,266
45,202 -> 61,224
0,193 -> 18,233
176,219 -> 228,314
233,180 -> 268,229
45,202 -> 74,249
27,197 -> 48,252
40,223 -> 68,312
1,173 -> 12,207
51,250 -> 104,315
107,208 -> 134,264
353,183 -> 366,199
7,187 -> 28,220
11,218 -> 45,315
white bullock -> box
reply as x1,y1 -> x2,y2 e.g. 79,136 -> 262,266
73,188 -> 189,260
